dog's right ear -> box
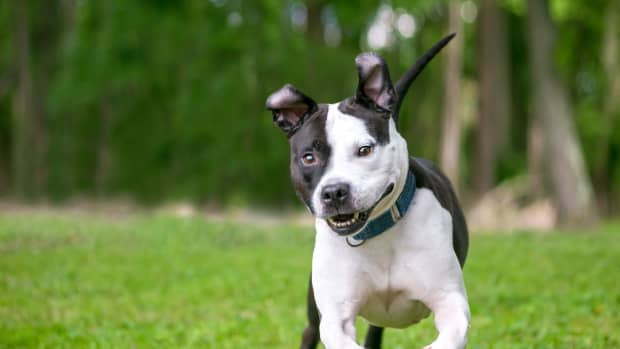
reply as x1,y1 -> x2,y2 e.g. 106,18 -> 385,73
266,84 -> 318,136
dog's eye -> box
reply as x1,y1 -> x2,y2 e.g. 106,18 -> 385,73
301,153 -> 317,166
357,145 -> 373,157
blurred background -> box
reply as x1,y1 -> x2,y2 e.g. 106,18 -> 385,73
0,0 -> 618,229
1,2 -> 620,347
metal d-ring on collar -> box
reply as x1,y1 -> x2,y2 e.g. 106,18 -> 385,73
346,235 -> 367,247
345,170 -> 416,247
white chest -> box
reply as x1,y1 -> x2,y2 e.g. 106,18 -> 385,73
355,247 -> 432,328
312,188 -> 463,328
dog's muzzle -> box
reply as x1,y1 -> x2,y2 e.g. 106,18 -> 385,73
324,183 -> 394,236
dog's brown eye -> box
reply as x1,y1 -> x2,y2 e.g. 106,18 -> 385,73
302,153 -> 317,166
357,145 -> 373,157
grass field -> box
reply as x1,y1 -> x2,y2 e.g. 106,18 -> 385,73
1,211 -> 619,348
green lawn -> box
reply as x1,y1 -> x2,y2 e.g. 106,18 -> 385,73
1,212 -> 619,348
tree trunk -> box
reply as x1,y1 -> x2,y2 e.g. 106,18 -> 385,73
439,0 -> 464,193
305,0 -> 325,43
599,1 -> 620,213
0,134 -> 6,194
11,0 -> 36,198
0,141 -> 7,195
527,117 -> 545,194
526,0 -> 597,226
0,73 -> 12,194
95,95 -> 112,197
9,1 -> 70,199
475,0 -> 511,197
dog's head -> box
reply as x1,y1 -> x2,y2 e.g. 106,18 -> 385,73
267,34 -> 454,236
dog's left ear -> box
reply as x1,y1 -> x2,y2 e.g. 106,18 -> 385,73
355,53 -> 396,114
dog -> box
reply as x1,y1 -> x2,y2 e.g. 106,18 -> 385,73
266,33 -> 470,349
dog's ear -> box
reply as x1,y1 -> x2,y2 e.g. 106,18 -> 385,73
266,84 -> 318,136
355,53 -> 396,114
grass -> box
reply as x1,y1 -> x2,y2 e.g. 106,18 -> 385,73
0,212 -> 619,349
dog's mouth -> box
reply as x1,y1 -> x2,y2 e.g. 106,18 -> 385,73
326,211 -> 370,235
325,183 -> 395,236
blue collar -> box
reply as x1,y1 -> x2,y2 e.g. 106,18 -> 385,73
348,170 -> 416,245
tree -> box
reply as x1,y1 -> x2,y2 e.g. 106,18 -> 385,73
439,0 -> 464,192
475,0 -> 512,197
0,64 -> 11,194
10,0 -> 38,198
306,0 -> 326,43
598,1 -> 620,213
9,1 -> 68,199
526,0 -> 597,225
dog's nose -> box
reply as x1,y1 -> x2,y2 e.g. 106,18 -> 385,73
321,183 -> 350,205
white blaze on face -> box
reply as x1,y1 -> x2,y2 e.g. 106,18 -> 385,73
312,103 -> 409,218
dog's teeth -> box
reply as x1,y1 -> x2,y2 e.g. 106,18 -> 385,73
328,214 -> 366,230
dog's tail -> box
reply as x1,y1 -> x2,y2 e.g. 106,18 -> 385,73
393,33 -> 456,121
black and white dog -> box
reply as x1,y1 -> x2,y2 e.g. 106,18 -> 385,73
266,34 -> 470,349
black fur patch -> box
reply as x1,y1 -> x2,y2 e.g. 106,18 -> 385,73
337,98 -> 391,145
409,157 -> 469,267
288,105 -> 331,213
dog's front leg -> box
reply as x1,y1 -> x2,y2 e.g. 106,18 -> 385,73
424,292 -> 470,349
319,312 -> 363,349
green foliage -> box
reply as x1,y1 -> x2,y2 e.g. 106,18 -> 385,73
0,0 -> 619,210
39,0 -> 457,206
1,213 -> 619,347
48,1 -> 298,203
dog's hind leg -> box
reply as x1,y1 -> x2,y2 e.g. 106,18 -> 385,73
363,325 -> 384,349
300,275 -> 320,349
